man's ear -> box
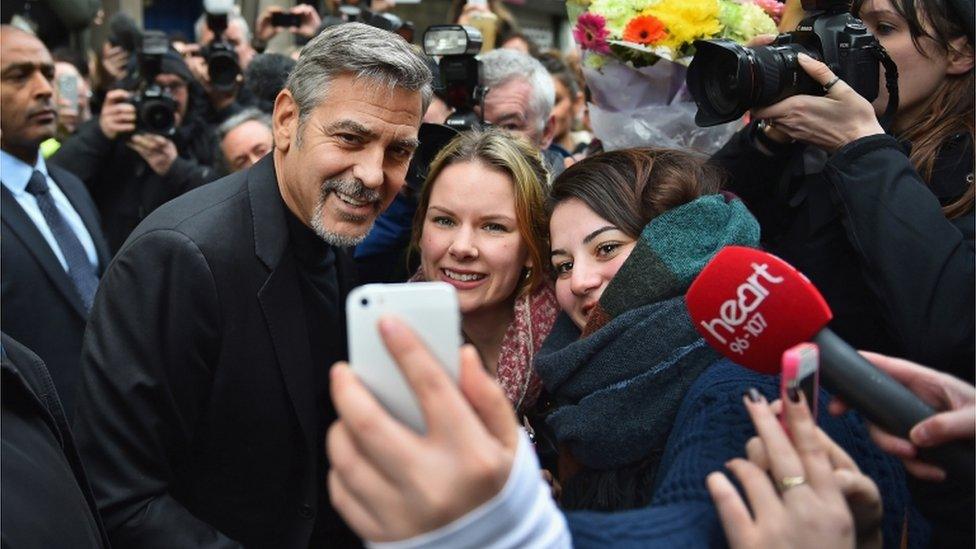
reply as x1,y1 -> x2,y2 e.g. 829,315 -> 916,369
273,89 -> 298,153
540,114 -> 556,149
946,36 -> 975,75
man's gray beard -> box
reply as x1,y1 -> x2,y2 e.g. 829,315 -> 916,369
308,177 -> 382,247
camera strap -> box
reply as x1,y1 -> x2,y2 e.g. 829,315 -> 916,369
875,44 -> 899,132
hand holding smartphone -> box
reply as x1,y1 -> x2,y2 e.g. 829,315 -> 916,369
346,283 -> 462,433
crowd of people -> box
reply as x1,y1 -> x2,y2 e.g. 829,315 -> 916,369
0,0 -> 973,548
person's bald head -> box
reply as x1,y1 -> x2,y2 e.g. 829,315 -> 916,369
0,25 -> 57,162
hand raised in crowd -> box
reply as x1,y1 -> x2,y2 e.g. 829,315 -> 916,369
289,4 -> 322,38
457,1 -> 492,24
127,134 -> 178,176
100,43 -> 130,85
830,352 -> 976,482
370,0 -> 397,12
56,95 -> 80,135
99,89 -> 136,140
327,316 -> 519,542
707,390 -> 883,549
751,53 -> 885,152
255,4 -> 322,43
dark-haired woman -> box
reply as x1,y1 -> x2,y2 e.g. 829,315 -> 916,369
533,148 -> 925,546
711,0 -> 974,382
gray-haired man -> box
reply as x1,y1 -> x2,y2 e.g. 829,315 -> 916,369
478,48 -> 563,176
72,23 -> 431,549
218,108 -> 273,173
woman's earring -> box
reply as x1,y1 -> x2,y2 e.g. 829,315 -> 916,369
523,267 -> 532,281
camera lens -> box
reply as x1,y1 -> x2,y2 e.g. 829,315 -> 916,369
687,39 -> 756,126
208,48 -> 241,92
703,53 -> 743,118
143,102 -> 175,132
360,298 -> 369,307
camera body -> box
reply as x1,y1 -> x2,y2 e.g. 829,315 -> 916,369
130,31 -> 178,136
203,12 -> 242,92
423,25 -> 487,132
687,1 -> 884,126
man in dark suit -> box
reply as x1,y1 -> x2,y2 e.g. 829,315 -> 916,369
72,23 -> 432,548
0,25 -> 110,417
1,333 -> 111,548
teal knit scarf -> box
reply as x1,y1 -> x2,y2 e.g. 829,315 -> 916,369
582,193 -> 761,337
535,193 -> 760,473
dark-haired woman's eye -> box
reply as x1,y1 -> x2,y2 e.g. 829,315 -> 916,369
596,242 -> 621,257
553,261 -> 573,277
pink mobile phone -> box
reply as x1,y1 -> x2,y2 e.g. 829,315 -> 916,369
780,343 -> 819,426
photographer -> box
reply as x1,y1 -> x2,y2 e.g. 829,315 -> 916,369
186,9 -> 257,124
51,48 -> 217,253
710,0 -> 974,381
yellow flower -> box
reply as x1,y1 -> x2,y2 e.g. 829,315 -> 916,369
643,0 -> 721,55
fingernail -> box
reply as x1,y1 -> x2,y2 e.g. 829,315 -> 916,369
787,387 -> 801,403
910,424 -> 930,445
744,387 -> 763,403
377,316 -> 402,338
797,52 -> 811,60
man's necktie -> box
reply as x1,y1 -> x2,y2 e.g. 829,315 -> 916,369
25,170 -> 99,311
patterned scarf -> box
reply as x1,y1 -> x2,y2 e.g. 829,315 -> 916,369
496,284 -> 559,413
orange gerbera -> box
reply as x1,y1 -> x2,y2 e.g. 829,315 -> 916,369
623,14 -> 668,45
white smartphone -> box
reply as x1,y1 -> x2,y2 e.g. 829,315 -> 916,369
346,282 -> 462,433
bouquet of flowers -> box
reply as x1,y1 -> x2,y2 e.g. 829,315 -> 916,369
568,0 -> 779,152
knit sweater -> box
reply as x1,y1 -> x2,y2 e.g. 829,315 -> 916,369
564,360 -> 930,548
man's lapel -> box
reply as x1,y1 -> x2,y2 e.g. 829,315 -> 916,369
0,184 -> 88,318
249,156 -> 318,454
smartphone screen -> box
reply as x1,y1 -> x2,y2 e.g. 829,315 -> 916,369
57,74 -> 79,111
271,12 -> 302,27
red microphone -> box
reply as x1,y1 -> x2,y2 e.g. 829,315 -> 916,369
686,246 -> 974,483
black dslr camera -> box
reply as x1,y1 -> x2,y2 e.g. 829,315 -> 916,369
201,10 -> 242,92
130,31 -> 179,136
687,0 -> 898,126
423,25 -> 487,132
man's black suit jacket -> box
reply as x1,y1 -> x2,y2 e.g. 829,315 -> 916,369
1,163 -> 111,417
73,155 -> 357,548
1,333 -> 110,549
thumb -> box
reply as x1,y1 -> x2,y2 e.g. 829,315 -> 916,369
910,407 -> 976,447
457,344 -> 520,451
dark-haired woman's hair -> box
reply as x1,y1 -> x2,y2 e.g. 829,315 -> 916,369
548,148 -> 725,239
852,0 -> 974,218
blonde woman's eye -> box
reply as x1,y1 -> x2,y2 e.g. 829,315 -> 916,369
432,216 -> 455,227
484,223 -> 508,232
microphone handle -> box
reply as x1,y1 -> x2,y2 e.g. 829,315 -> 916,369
813,329 -> 974,485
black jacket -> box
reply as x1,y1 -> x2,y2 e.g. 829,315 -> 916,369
72,156 -> 358,548
712,126 -> 974,381
1,333 -> 110,549
1,162 -> 111,417
50,114 -> 218,254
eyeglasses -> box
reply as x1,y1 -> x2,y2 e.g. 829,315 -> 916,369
157,81 -> 187,94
